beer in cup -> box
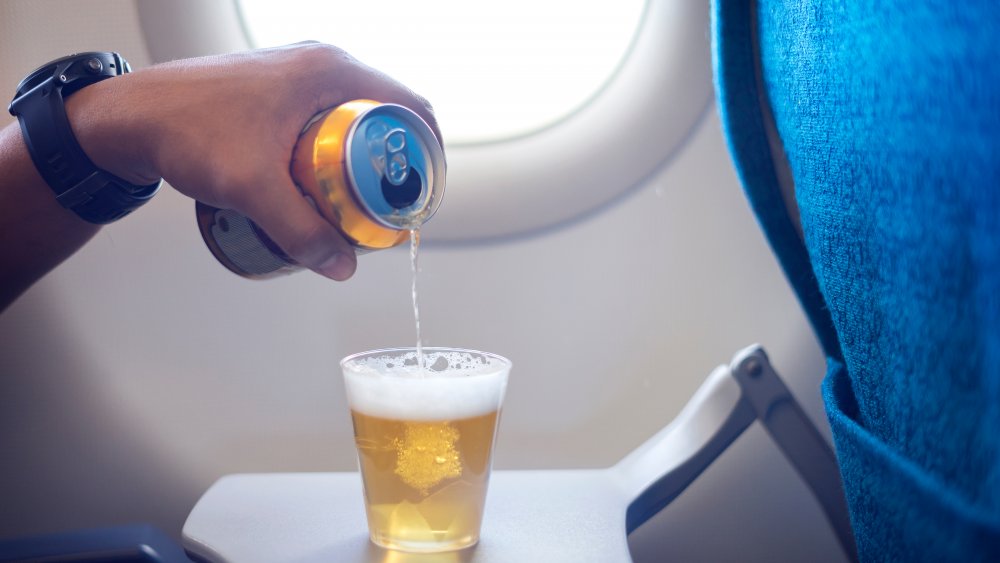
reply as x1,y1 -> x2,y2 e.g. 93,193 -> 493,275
340,348 -> 511,552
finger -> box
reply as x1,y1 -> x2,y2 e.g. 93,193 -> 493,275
236,177 -> 357,281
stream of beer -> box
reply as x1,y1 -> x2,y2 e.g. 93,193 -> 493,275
410,228 -> 424,372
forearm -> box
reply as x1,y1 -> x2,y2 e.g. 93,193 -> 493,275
0,122 -> 100,311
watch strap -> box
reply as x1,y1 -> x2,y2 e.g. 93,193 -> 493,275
9,52 -> 161,224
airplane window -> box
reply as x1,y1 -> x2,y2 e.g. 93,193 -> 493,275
236,0 -> 647,144
136,0 -> 710,243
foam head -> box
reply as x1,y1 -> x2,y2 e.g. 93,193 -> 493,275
341,348 -> 511,421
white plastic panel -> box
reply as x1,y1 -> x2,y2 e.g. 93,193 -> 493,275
183,471 -> 631,563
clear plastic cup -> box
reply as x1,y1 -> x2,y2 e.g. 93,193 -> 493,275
340,347 -> 511,552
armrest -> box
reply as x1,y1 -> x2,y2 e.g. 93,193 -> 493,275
615,344 -> 857,562
614,363 -> 755,533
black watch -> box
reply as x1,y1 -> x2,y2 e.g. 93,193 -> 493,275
8,52 -> 162,224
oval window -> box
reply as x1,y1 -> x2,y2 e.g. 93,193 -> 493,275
237,0 -> 646,144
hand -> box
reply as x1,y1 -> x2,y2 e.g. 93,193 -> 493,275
65,43 -> 442,281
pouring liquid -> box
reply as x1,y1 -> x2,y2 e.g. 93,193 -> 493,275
410,228 -> 424,372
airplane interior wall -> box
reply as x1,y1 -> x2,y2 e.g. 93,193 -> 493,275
0,1 -> 844,560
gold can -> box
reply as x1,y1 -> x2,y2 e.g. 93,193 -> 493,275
197,100 -> 445,279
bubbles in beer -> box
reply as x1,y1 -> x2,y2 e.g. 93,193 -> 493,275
393,422 -> 462,494
348,350 -> 495,380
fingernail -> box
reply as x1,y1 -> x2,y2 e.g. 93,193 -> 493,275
318,253 -> 354,281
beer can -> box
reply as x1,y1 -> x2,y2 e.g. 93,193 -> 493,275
196,100 -> 445,279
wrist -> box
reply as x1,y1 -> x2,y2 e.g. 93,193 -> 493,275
63,74 -> 161,187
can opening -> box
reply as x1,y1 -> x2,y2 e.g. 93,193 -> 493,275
382,168 -> 423,210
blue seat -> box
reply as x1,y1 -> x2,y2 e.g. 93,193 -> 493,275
0,524 -> 190,563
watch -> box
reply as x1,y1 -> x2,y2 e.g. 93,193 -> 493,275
8,52 -> 162,224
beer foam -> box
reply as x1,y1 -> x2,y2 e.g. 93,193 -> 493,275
342,350 -> 510,421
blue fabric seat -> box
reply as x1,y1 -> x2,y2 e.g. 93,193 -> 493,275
712,0 -> 1000,560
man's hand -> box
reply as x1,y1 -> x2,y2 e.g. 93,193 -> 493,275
64,43 -> 441,281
